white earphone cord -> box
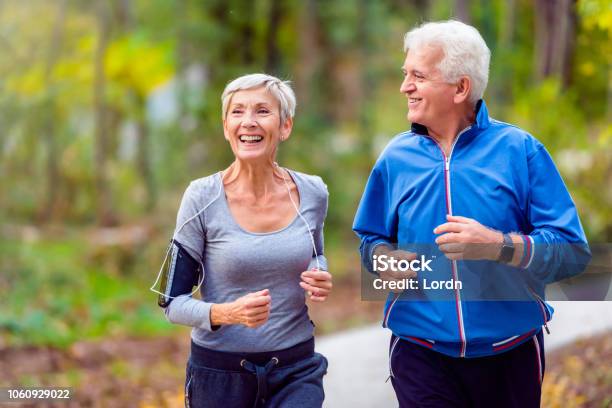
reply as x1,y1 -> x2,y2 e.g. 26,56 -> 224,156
149,167 -> 320,300
277,164 -> 321,272
149,173 -> 223,299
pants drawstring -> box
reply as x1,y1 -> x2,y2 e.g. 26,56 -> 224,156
241,357 -> 279,408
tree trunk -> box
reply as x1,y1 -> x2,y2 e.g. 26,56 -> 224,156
116,0 -> 133,28
558,0 -> 577,87
116,0 -> 156,210
240,0 -> 255,65
411,0 -> 430,18
454,0 -> 471,23
534,0 -> 577,87
94,1 -> 116,226
295,0 -> 321,111
209,0 -> 230,80
175,0 -> 190,120
534,0 -> 555,79
265,0 -> 282,74
136,101 -> 156,212
490,0 -> 516,103
499,0 -> 516,48
40,0 -> 67,223
357,0 -> 375,159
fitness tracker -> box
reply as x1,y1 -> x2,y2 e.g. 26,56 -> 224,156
498,233 -> 515,264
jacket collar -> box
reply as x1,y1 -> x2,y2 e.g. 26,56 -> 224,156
410,99 -> 491,136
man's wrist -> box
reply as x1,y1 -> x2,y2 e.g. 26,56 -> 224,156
490,231 -> 504,261
373,243 -> 393,258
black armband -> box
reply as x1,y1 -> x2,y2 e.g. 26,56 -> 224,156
157,239 -> 202,307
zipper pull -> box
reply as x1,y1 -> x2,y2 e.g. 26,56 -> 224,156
445,158 -> 450,171
543,323 -> 550,335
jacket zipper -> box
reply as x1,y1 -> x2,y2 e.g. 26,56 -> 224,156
529,288 -> 551,334
429,126 -> 470,357
383,292 -> 401,328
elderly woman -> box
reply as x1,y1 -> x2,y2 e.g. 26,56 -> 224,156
155,73 -> 332,408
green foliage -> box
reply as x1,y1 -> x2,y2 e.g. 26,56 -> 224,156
106,32 -> 175,106
575,0 -> 612,118
0,237 -> 174,348
500,80 -> 611,241
0,0 -> 611,349
505,79 -> 587,152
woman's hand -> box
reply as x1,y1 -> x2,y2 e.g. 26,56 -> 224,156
210,289 -> 271,328
300,269 -> 332,302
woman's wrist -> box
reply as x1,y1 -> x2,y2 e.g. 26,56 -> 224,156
210,303 -> 233,326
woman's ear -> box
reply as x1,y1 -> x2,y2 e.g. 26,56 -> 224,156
279,117 -> 293,141
454,76 -> 471,104
223,119 -> 230,141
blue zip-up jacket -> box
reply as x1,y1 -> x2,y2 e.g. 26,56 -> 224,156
353,100 -> 591,358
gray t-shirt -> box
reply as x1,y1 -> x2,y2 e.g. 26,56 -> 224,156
164,170 -> 328,352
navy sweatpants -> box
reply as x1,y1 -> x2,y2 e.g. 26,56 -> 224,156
185,338 -> 327,408
389,331 -> 545,408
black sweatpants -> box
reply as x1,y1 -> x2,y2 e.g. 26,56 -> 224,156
389,331 -> 545,408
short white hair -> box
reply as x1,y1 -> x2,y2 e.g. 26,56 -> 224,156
403,20 -> 490,104
221,73 -> 296,124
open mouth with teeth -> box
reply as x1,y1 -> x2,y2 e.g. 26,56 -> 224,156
239,135 -> 263,144
409,97 -> 423,104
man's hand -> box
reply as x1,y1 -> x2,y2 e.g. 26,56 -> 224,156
211,289 -> 271,328
374,245 -> 418,293
434,215 -> 503,260
300,269 -> 333,302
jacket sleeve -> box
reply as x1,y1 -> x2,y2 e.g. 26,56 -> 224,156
352,163 -> 398,274
519,145 -> 591,284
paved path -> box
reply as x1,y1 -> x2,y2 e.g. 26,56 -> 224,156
316,301 -> 612,407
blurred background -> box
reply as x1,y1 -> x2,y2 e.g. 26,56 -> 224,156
0,0 -> 610,406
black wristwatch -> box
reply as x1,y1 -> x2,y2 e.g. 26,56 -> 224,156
498,233 -> 515,264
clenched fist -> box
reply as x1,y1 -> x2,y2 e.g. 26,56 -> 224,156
210,289 -> 271,328
373,245 -> 418,293
300,269 -> 333,302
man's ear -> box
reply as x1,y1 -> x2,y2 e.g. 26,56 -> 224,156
454,76 -> 471,104
279,117 -> 293,141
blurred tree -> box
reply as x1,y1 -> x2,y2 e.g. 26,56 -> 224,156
94,0 -> 116,226
40,0 -> 67,222
0,0 -> 608,240
295,0 -> 321,110
454,0 -> 471,23
265,0 -> 283,73
534,0 -> 577,87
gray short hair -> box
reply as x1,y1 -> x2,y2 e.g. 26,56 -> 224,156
221,73 -> 296,124
403,20 -> 490,104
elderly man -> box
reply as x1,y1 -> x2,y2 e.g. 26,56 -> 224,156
353,20 -> 590,407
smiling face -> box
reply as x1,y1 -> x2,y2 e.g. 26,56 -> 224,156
400,45 -> 458,129
223,86 -> 292,163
